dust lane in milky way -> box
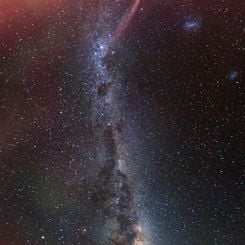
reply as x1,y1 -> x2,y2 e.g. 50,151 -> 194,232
87,1 -> 146,244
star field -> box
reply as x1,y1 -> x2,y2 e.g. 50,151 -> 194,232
0,0 -> 244,244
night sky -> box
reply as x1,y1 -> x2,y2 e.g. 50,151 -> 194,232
0,0 -> 244,244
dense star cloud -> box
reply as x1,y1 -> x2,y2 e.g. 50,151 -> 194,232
0,0 -> 244,244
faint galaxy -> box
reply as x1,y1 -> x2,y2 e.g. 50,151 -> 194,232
0,0 -> 244,244
228,70 -> 239,81
183,18 -> 202,31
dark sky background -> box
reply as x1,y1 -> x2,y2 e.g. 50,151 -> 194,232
0,0 -> 244,244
